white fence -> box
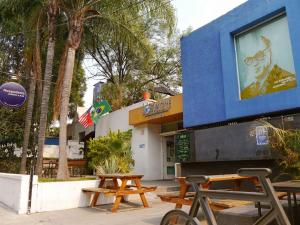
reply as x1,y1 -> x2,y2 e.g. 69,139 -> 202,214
0,173 -> 113,214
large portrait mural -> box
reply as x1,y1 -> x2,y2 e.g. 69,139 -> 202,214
235,16 -> 297,100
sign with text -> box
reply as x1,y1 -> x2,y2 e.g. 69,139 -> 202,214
256,126 -> 269,145
143,98 -> 171,116
0,82 -> 27,108
175,132 -> 191,162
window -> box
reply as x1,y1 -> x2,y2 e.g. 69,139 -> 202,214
235,15 -> 297,100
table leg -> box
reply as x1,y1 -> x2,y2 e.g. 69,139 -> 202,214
293,193 -> 297,207
113,178 -> 125,203
112,178 -> 128,212
287,192 -> 295,225
234,180 -> 242,191
176,179 -> 189,209
113,178 -> 119,189
134,178 -> 149,208
91,178 -> 105,207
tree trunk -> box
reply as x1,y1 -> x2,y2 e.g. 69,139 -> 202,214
57,47 -> 76,179
57,13 -> 84,179
35,0 -> 58,177
20,70 -> 36,174
36,40 -> 55,177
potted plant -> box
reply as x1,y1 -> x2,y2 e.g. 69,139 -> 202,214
87,130 -> 134,187
143,91 -> 151,100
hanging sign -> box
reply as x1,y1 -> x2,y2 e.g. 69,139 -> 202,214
0,82 -> 27,108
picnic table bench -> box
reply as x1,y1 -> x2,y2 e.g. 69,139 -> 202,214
82,174 -> 157,212
158,174 -> 259,210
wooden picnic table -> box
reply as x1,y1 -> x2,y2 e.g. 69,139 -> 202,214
271,180 -> 300,225
158,174 -> 259,210
82,174 -> 156,212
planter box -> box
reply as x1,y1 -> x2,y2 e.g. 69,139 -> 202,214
31,179 -> 115,213
0,173 -> 115,214
0,173 -> 32,214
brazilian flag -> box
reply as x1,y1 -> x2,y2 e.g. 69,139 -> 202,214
91,100 -> 111,123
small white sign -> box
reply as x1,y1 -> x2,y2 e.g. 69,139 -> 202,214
256,126 -> 269,145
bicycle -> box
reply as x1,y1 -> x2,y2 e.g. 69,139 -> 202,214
160,168 -> 291,225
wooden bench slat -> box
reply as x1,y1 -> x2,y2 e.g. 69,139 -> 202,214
159,196 -> 193,205
126,185 -> 157,190
82,187 -> 117,193
209,199 -> 252,210
142,186 -> 157,192
157,191 -> 195,198
82,186 -> 157,196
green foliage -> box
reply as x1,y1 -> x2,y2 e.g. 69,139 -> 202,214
261,121 -> 300,177
0,157 -> 21,174
0,107 -> 25,146
87,130 -> 134,174
46,127 -> 60,137
84,0 -> 179,110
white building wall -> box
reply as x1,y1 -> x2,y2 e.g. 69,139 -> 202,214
95,102 -> 146,137
42,141 -> 84,159
145,124 -> 163,180
131,125 -> 147,176
94,101 -> 163,180
131,124 -> 163,180
43,145 -> 59,158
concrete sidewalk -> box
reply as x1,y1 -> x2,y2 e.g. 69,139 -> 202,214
0,194 -> 204,225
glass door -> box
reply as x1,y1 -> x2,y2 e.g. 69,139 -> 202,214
163,135 -> 175,179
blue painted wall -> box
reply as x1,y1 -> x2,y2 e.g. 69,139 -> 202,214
182,0 -> 300,128
44,137 -> 59,145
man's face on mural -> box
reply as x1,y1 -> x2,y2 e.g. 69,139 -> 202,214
244,36 -> 272,80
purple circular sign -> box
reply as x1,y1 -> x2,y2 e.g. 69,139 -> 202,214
0,82 -> 27,108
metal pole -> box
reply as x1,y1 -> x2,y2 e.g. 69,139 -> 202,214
27,124 -> 37,214
27,157 -> 34,214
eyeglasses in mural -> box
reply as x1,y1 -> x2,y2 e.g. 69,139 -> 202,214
235,15 -> 297,100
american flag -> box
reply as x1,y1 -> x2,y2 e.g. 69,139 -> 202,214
78,107 -> 93,128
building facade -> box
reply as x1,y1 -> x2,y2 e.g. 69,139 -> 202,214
181,0 -> 300,127
180,0 -> 300,173
94,95 -> 190,180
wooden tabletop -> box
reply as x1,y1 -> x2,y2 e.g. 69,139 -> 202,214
97,174 -> 144,179
205,174 -> 254,182
272,180 -> 300,192
177,174 -> 255,183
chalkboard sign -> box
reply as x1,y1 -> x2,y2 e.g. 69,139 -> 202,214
175,132 -> 190,162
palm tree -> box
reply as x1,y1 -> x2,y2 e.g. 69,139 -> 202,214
20,35 -> 42,174
54,0 -> 175,179
0,0 -> 45,174
35,0 -> 59,177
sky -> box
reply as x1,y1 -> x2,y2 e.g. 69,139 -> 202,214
83,0 -> 247,108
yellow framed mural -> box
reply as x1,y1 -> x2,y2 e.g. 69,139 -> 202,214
235,15 -> 297,100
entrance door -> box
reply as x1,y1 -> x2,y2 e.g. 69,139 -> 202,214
163,135 -> 176,179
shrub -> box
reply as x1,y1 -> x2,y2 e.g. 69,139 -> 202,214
0,144 -> 21,173
261,121 -> 300,177
87,130 -> 134,174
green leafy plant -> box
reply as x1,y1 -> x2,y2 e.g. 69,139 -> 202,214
87,130 -> 134,174
260,121 -> 300,177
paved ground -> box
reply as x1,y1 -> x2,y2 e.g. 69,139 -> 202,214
0,194 -> 207,225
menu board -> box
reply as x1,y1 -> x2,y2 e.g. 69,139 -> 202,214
175,132 -> 190,162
